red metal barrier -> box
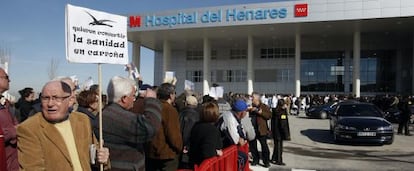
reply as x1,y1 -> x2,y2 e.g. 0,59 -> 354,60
239,143 -> 250,171
193,145 -> 238,171
177,144 -> 250,171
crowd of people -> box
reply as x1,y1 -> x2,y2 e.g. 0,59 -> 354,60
0,64 -> 295,171
1,64 -> 413,171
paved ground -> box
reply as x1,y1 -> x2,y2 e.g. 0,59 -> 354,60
248,111 -> 414,171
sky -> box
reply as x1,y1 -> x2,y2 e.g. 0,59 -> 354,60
0,0 -> 284,97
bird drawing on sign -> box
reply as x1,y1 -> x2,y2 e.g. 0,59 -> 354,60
85,11 -> 114,27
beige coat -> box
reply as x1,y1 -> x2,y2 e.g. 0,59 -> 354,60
17,112 -> 103,171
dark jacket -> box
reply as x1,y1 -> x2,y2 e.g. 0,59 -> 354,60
15,99 -> 33,123
189,122 -> 223,165
77,106 -> 99,138
271,107 -> 291,141
102,98 -> 161,171
179,106 -> 200,147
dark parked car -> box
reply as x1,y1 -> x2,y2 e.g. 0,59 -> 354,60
329,102 -> 394,145
383,107 -> 400,123
306,102 -> 337,119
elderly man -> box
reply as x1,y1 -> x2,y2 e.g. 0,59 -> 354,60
218,99 -> 249,171
17,80 -> 109,170
248,92 -> 272,168
0,67 -> 18,171
102,76 -> 162,171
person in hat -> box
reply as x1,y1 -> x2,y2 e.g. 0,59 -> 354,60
217,99 -> 249,171
178,95 -> 200,169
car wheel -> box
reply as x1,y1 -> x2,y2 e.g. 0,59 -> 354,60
320,111 -> 327,119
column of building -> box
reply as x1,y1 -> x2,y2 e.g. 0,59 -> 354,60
353,31 -> 361,98
295,33 -> 301,98
163,40 -> 171,78
247,35 -> 254,95
131,41 -> 141,72
203,38 -> 211,95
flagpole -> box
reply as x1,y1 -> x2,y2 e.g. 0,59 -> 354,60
98,63 -> 104,171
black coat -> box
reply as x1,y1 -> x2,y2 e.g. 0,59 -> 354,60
179,106 -> 200,146
189,122 -> 223,165
271,108 -> 291,141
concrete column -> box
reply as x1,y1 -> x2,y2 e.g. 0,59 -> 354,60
163,40 -> 171,75
131,41 -> 141,71
295,33 -> 301,97
344,50 -> 351,94
247,35 -> 254,95
353,31 -> 361,98
203,37 -> 211,95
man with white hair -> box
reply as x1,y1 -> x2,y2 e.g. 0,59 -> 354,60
102,76 -> 162,171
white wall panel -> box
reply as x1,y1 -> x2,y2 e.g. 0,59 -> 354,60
327,3 -> 345,11
328,0 -> 345,3
381,8 -> 401,17
363,1 -> 381,10
310,0 -> 328,4
345,1 -> 362,10
345,10 -> 363,19
363,9 -> 381,18
401,0 -> 414,7
380,0 -> 400,8
401,7 -> 414,16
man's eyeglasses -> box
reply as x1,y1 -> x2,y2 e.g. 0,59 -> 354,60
40,95 -> 70,102
0,75 -> 9,80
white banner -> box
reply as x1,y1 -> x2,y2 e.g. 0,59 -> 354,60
65,4 -> 128,64
184,80 -> 194,91
209,86 -> 224,99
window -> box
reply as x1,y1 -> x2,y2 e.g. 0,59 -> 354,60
260,47 -> 295,59
187,50 -> 217,60
277,69 -> 292,82
230,49 -> 246,59
186,70 -> 203,82
223,70 -> 246,82
301,51 -> 344,92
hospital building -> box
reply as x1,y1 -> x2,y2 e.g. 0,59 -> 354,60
127,0 -> 414,97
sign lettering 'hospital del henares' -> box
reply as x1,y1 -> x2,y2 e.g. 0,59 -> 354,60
129,4 -> 308,29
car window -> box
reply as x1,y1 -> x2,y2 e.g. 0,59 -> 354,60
336,104 -> 382,117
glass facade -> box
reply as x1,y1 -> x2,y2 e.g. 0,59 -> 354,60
301,51 -> 344,92
300,50 -> 396,93
359,50 -> 396,93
